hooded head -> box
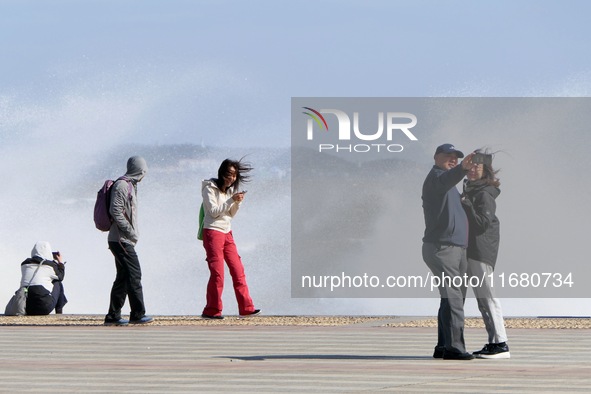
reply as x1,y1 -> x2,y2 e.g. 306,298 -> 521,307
125,156 -> 148,183
31,241 -> 53,261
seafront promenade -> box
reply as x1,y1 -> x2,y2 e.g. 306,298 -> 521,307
0,315 -> 589,393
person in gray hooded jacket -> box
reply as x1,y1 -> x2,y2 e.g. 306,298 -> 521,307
104,156 -> 153,326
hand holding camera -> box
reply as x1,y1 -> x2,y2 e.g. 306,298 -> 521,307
52,251 -> 64,263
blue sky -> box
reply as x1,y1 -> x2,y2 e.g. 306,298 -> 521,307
2,0 -> 590,148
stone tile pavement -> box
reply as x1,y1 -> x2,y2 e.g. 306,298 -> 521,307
0,318 -> 589,393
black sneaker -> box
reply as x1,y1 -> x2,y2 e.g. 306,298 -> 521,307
201,314 -> 224,320
239,309 -> 261,318
473,343 -> 490,356
474,342 -> 510,359
433,346 -> 445,359
443,351 -> 475,360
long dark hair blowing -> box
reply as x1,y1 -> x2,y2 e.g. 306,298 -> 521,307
216,158 -> 253,192
476,148 -> 501,188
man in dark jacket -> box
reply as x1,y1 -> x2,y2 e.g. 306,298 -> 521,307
422,143 -> 474,360
104,156 -> 154,326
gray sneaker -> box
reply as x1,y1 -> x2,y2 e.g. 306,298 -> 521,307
104,317 -> 129,326
474,342 -> 510,359
129,316 -> 154,325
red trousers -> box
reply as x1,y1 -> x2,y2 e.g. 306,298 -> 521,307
202,229 -> 255,316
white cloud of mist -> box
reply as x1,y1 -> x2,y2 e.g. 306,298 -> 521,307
2,79 -> 590,317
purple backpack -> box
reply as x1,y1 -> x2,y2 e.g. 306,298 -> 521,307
93,177 -> 133,231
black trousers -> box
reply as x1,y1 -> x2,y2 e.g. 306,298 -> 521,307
107,241 -> 146,320
26,282 -> 68,315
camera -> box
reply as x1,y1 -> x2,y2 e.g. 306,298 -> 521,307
472,153 -> 492,166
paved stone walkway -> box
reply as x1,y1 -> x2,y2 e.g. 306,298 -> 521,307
0,320 -> 589,392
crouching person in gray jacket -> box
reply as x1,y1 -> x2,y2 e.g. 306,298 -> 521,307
21,241 -> 68,315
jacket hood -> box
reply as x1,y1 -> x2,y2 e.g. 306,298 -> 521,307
31,241 -> 53,261
125,156 -> 148,183
202,178 -> 216,189
202,178 -> 235,193
202,178 -> 221,191
464,179 -> 500,199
